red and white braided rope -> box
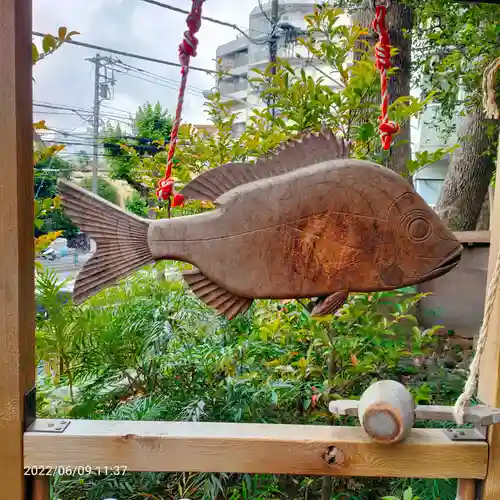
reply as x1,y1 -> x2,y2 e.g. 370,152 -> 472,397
372,5 -> 399,151
156,0 -> 205,206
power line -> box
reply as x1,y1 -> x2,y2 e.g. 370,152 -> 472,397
33,101 -> 131,118
136,0 -> 271,41
32,31 -> 217,74
33,102 -> 132,125
113,68 -> 204,98
34,99 -> 132,117
112,60 -> 205,95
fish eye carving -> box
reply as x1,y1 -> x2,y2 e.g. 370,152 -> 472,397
402,211 -> 432,243
408,217 -> 432,242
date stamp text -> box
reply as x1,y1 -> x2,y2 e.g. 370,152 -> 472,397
24,465 -> 128,476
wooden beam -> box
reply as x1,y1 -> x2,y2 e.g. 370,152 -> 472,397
0,0 -> 34,498
478,141 -> 500,499
330,401 -> 500,426
24,420 -> 487,479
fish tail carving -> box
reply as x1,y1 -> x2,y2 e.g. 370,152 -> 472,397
58,180 -> 154,304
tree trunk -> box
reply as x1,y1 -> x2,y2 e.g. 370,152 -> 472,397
353,0 -> 413,176
386,2 -> 413,176
435,108 -> 497,230
475,190 -> 490,231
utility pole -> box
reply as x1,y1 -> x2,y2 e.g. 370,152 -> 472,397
269,0 -> 279,116
91,54 -> 101,194
269,0 -> 279,69
88,54 -> 116,194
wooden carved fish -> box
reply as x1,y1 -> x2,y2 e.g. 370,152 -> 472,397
58,129 -> 462,319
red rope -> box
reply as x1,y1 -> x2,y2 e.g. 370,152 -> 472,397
372,5 -> 399,151
156,0 -> 205,206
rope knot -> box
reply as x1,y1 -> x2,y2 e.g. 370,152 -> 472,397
156,178 -> 185,207
371,4 -> 399,151
156,178 -> 174,201
379,120 -> 400,150
179,32 -> 199,66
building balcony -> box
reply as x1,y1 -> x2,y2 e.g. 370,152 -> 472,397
218,79 -> 248,96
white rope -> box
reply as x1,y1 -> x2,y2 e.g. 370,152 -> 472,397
453,246 -> 500,424
453,56 -> 500,425
483,57 -> 500,120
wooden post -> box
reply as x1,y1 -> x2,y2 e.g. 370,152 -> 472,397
456,479 -> 476,500
33,477 -> 50,500
477,139 -> 500,499
0,0 -> 35,498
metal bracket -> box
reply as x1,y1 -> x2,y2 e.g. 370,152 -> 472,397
23,386 -> 36,431
443,426 -> 487,442
24,386 -> 36,500
27,419 -> 71,433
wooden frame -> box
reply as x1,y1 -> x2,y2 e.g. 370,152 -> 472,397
477,140 -> 500,500
0,1 -> 499,499
24,421 -> 487,479
0,0 -> 35,497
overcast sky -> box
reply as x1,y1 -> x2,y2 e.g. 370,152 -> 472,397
33,0 -> 258,152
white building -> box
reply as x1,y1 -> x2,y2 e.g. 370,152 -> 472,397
413,102 -> 457,208
215,0 -> 349,135
213,1 -> 453,206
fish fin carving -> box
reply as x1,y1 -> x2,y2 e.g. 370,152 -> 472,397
180,128 -> 350,202
311,291 -> 349,317
183,268 -> 253,320
180,162 -> 255,202
58,180 -> 154,304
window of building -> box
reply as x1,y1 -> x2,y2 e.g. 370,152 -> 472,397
414,178 -> 444,207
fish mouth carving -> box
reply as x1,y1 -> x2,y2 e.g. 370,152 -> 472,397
409,245 -> 463,286
437,245 -> 463,272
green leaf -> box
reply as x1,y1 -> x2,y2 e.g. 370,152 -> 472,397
32,43 -> 40,64
42,198 -> 53,210
356,123 -> 376,141
58,27 -> 68,41
403,488 -> 416,500
42,34 -> 57,53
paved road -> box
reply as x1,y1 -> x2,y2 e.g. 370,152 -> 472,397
37,253 -> 92,292
36,252 -> 181,294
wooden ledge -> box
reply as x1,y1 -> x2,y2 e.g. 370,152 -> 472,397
454,231 -> 490,245
24,420 -> 488,479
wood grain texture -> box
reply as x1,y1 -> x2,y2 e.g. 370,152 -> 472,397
0,0 -> 34,497
456,479 -> 476,500
58,180 -> 154,304
24,420 -> 487,479
149,158 -> 463,313
479,141 -> 500,499
62,135 -> 463,320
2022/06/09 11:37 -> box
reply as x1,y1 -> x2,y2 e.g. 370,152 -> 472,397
24,465 -> 128,476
